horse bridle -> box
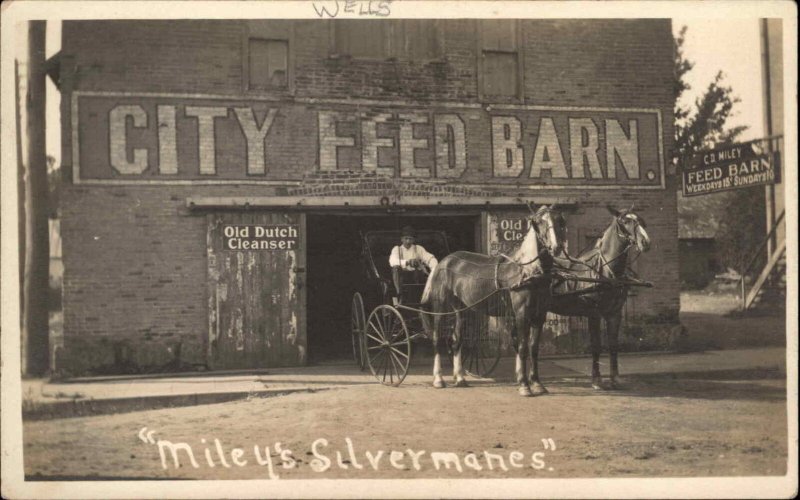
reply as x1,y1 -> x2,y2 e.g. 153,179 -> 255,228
599,215 -> 645,278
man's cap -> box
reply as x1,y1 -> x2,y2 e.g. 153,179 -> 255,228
401,226 -> 416,238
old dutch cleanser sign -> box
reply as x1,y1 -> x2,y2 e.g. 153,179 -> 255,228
71,92 -> 665,189
682,141 -> 781,197
222,225 -> 299,251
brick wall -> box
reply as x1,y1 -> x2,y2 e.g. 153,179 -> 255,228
58,19 -> 678,375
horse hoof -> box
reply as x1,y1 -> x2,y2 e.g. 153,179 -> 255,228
591,380 -> 604,391
454,379 -> 469,388
531,383 -> 549,395
518,386 -> 534,397
433,379 -> 446,389
608,379 -> 624,390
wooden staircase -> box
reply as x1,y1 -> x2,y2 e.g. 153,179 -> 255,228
741,211 -> 786,311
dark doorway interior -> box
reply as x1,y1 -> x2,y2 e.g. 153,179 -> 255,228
306,212 -> 479,363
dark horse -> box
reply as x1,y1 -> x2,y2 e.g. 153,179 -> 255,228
529,205 -> 651,392
420,205 -> 566,396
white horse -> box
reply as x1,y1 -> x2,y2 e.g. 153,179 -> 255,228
421,205 -> 565,396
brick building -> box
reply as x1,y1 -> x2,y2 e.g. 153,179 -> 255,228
56,19 -> 679,375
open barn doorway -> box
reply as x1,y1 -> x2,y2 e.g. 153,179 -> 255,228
305,212 -> 480,363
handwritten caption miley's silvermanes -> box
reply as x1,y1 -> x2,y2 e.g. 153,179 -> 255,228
138,428 -> 558,477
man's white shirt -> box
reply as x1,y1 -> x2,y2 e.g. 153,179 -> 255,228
389,244 -> 438,271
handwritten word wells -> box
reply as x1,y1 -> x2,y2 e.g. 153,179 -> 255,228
312,1 -> 392,18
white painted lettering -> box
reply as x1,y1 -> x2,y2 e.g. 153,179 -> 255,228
234,107 -> 278,175
185,106 -> 228,175
530,451 -> 546,469
110,105 -> 149,175
345,438 -> 364,470
365,450 -> 384,470
431,452 -> 463,472
569,118 -> 603,178
492,116 -> 524,177
463,453 -> 483,471
434,114 -> 467,178
157,105 -> 178,174
157,439 -> 199,469
605,119 -> 640,179
406,448 -> 426,471
484,451 -> 508,471
361,113 -> 395,176
318,111 -> 355,171
399,113 -> 431,178
231,448 -> 247,467
530,118 -> 568,178
253,445 -> 279,479
390,450 -> 406,470
310,438 -> 331,472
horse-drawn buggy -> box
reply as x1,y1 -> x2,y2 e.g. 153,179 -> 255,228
351,203 -> 654,396
350,229 -> 503,386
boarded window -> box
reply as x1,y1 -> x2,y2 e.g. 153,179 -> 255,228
335,20 -> 387,58
482,19 -> 517,51
249,38 -> 288,89
483,52 -> 518,97
480,20 -> 520,98
335,20 -> 440,59
397,20 -> 440,59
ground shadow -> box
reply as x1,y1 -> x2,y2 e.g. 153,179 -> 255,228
526,367 -> 787,402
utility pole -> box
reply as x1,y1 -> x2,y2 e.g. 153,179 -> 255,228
760,19 -> 775,259
15,60 -> 27,322
23,21 -> 50,376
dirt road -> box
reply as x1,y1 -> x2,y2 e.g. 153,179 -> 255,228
24,363 -> 787,480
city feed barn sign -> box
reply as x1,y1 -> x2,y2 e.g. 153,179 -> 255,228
72,93 -> 664,188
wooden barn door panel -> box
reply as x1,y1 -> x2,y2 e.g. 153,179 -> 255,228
207,212 -> 306,369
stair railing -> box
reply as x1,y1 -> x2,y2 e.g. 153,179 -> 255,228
740,209 -> 785,310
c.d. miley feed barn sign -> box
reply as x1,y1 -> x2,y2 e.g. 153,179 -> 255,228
72,92 -> 665,188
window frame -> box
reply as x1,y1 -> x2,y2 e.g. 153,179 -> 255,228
477,19 -> 524,102
329,20 -> 444,62
242,22 -> 295,95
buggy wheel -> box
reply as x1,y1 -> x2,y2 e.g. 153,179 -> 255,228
463,311 -> 502,378
351,292 -> 367,371
365,305 -> 411,386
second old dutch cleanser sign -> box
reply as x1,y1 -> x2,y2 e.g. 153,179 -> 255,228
682,143 -> 781,197
72,93 -> 665,188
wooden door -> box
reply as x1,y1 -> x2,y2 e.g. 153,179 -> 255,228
207,212 -> 306,369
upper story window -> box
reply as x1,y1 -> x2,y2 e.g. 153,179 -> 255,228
244,20 -> 294,93
479,20 -> 522,100
249,39 -> 288,89
398,20 -> 440,59
335,20 -> 388,58
333,20 -> 442,60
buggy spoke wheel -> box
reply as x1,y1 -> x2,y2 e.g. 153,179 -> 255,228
351,293 -> 367,371
365,305 -> 411,386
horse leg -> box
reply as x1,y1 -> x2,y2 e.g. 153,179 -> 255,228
431,313 -> 446,389
452,310 -> 468,387
514,305 -> 533,397
605,313 -> 623,390
529,315 -> 548,395
589,316 -> 603,390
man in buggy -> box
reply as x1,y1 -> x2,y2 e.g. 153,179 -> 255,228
389,226 -> 438,305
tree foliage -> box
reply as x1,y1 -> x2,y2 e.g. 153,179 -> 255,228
715,188 -> 765,273
673,25 -> 763,274
672,26 -> 748,164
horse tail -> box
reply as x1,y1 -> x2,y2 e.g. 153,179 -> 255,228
420,266 -> 437,305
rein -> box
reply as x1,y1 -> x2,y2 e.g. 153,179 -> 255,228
553,217 -> 641,280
